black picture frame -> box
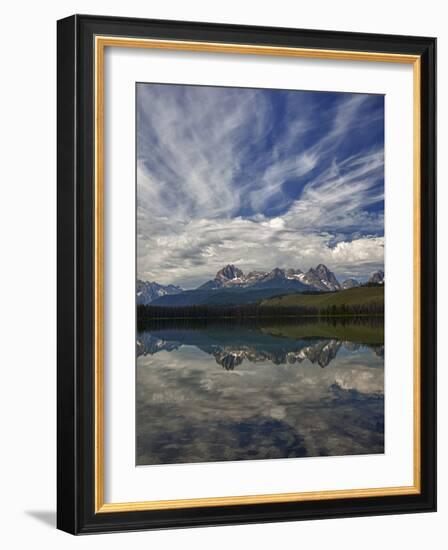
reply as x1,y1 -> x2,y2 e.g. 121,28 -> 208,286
57,14 -> 436,534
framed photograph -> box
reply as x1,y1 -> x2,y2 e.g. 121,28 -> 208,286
57,14 -> 436,534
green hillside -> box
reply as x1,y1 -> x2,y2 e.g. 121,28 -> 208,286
261,285 -> 384,308
260,321 -> 384,344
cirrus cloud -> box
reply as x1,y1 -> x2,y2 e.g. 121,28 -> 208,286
137,83 -> 384,288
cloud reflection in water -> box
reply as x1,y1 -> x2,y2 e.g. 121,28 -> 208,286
136,321 -> 384,465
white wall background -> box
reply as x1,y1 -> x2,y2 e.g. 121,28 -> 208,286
0,1 -> 444,547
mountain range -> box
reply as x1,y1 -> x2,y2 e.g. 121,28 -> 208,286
137,264 -> 384,307
136,279 -> 183,306
199,263 -> 342,291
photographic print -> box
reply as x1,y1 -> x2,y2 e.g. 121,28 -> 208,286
136,83 -> 385,466
57,17 -> 436,532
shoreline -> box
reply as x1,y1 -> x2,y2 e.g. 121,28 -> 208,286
137,313 -> 384,321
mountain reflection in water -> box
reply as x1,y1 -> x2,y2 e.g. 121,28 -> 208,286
136,318 -> 384,465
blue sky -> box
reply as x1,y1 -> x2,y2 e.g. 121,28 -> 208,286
137,83 -> 384,289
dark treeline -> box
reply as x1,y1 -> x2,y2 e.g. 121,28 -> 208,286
320,302 -> 384,316
138,313 -> 383,333
137,302 -> 384,322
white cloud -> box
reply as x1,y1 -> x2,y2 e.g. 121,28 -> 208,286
138,212 -> 384,287
136,84 -> 384,287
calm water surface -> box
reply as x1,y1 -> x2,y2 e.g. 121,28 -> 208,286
136,318 -> 384,465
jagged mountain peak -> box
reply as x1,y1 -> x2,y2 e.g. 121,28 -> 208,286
368,270 -> 385,284
136,279 -> 183,305
215,264 -> 244,281
268,267 -> 286,277
302,264 -> 341,291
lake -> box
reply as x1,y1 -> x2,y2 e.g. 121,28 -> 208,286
136,318 -> 384,465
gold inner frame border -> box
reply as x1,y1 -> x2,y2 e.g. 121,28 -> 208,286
94,35 -> 421,513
